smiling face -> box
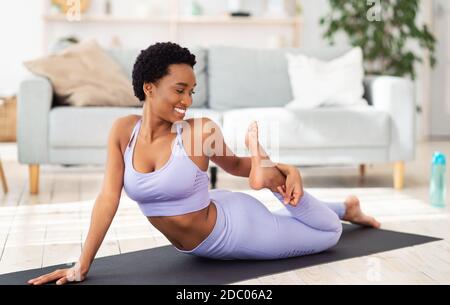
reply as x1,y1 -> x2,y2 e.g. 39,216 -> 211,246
143,63 -> 197,123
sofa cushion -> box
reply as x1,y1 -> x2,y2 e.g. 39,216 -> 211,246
49,106 -> 143,148
221,106 -> 390,153
49,106 -> 222,148
208,46 -> 352,110
285,47 -> 367,109
107,49 -> 140,80
107,47 -> 208,108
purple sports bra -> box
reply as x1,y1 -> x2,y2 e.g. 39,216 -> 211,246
123,118 -> 211,216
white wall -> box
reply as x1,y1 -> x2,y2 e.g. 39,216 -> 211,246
0,0 -> 44,96
299,0 -> 349,48
0,0 -> 344,97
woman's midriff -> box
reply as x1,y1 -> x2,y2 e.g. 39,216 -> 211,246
147,200 -> 217,251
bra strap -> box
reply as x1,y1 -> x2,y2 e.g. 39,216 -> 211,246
127,118 -> 142,148
175,123 -> 183,146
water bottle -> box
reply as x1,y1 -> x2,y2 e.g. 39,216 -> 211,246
430,152 -> 446,207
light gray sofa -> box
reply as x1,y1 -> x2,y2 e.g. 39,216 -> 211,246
18,46 -> 415,194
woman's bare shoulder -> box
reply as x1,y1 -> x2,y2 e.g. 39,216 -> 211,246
182,117 -> 222,152
112,114 -> 142,153
183,117 -> 220,131
117,114 -> 141,128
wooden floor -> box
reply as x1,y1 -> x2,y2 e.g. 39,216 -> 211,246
0,140 -> 449,284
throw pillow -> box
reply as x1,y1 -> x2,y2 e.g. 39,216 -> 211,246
285,47 -> 367,109
24,39 -> 140,107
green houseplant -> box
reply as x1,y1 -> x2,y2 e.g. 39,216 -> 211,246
320,0 -> 436,80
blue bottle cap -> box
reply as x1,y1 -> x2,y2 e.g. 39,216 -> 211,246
432,152 -> 446,165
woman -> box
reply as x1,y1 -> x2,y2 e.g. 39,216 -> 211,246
28,42 -> 380,285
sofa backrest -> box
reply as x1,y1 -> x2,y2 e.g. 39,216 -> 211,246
207,46 -> 352,110
106,45 -> 352,110
107,47 -> 208,108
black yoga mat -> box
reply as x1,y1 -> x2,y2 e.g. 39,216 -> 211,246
0,224 -> 441,285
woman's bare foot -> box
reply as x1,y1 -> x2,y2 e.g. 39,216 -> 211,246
245,121 -> 260,155
245,121 -> 283,192
343,195 -> 381,228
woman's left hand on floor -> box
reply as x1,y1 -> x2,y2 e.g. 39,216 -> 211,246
28,262 -> 86,285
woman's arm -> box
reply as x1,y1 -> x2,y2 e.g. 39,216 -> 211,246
275,162 -> 301,177
274,163 -> 304,205
28,117 -> 127,285
236,142 -> 304,205
77,117 -> 130,275
200,118 -> 302,204
201,118 -> 273,177
77,193 -> 120,277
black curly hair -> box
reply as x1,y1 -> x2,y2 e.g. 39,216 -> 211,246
132,42 -> 197,102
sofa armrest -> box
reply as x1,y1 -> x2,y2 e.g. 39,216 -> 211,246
17,74 -> 53,164
364,76 -> 415,162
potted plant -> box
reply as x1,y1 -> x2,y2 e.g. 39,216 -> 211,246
320,0 -> 436,80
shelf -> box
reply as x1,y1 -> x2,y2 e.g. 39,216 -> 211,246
43,14 -> 302,26
178,15 -> 301,25
43,14 -> 171,24
42,5 -> 302,51
42,0 -> 302,50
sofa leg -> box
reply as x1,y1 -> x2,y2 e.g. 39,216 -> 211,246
210,166 -> 217,189
0,160 -> 8,194
359,164 -> 366,178
358,164 -> 366,186
393,161 -> 404,190
29,164 -> 39,195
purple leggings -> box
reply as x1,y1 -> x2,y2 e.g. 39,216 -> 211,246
174,189 -> 345,260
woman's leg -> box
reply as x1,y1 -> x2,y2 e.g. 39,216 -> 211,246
271,190 -> 345,221
229,191 -> 343,260
272,189 -> 380,228
183,190 -> 343,260
244,121 -> 380,229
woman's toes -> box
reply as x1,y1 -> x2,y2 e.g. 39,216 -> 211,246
246,124 -> 260,156
360,215 -> 381,229
369,217 -> 381,229
245,121 -> 258,149
248,122 -> 258,138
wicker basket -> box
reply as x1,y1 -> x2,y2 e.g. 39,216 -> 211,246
0,96 -> 17,142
